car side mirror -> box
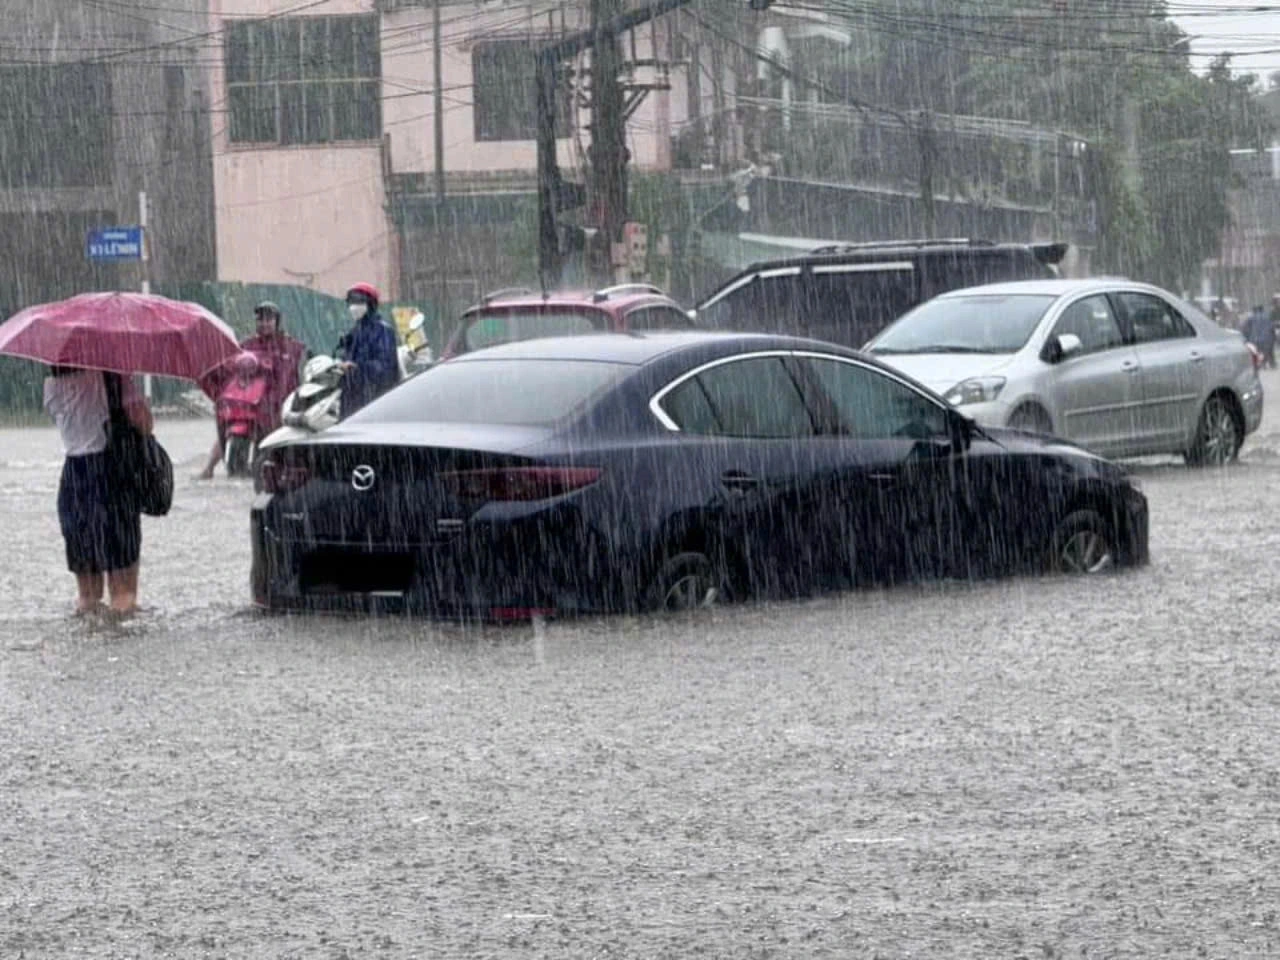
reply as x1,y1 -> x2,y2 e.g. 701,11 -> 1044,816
1042,332 -> 1083,363
948,411 -> 974,451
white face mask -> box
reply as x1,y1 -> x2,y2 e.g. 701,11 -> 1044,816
348,303 -> 368,321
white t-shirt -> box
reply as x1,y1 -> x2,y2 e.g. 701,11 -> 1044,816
43,371 -> 132,456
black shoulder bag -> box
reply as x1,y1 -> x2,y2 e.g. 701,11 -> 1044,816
103,373 -> 174,517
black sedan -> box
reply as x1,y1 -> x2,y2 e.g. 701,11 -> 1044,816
250,332 -> 1149,619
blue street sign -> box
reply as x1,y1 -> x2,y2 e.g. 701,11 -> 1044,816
86,226 -> 144,262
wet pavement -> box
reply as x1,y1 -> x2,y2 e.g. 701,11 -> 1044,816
4,378 -> 1280,958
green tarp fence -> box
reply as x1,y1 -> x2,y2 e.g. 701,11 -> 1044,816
0,282 -> 439,414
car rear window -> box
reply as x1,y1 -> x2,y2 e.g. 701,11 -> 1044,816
462,309 -> 604,351
919,251 -> 1052,298
696,267 -> 919,348
348,359 -> 633,426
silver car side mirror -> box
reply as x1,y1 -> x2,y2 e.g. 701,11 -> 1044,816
1057,333 -> 1084,358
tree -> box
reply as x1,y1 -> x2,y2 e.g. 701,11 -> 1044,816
810,0 -> 1272,290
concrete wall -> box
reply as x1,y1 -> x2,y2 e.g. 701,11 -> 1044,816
208,0 -> 390,297
0,0 -> 216,316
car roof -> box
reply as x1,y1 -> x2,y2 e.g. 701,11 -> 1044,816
462,288 -> 680,317
726,239 -> 1061,274
930,277 -> 1158,299
446,330 -> 852,365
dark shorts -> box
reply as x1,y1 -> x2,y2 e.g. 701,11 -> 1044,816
57,452 -> 142,575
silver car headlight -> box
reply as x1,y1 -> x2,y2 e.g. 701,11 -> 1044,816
944,376 -> 1006,406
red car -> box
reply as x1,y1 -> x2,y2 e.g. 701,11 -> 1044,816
441,284 -> 693,360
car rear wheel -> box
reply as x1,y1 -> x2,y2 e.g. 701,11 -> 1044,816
646,552 -> 720,613
1049,509 -> 1116,575
1185,393 -> 1241,467
1008,403 -> 1053,435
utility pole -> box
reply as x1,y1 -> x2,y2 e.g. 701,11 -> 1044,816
535,0 -> 774,289
433,0 -> 448,325
140,189 -> 152,399
588,0 -> 627,284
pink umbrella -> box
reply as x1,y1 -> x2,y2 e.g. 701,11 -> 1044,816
0,292 -> 242,391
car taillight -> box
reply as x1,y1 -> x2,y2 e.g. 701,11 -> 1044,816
442,466 -> 602,502
259,458 -> 310,494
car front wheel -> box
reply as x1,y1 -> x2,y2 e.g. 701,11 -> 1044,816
645,552 -> 720,613
1008,403 -> 1053,435
1049,509 -> 1116,575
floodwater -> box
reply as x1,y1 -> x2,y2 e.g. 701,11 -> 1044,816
4,383 -> 1280,958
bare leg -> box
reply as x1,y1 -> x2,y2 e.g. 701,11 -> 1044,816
106,564 -> 139,617
75,573 -> 105,615
198,437 -> 223,480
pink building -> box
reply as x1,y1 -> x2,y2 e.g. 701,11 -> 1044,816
207,0 -> 737,302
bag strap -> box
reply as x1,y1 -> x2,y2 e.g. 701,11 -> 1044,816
102,372 -> 129,428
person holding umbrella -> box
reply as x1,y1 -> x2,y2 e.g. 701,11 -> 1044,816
44,365 -> 153,617
0,291 -> 241,617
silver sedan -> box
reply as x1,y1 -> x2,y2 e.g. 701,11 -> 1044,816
865,279 -> 1264,464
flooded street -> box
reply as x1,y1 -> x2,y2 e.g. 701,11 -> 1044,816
4,390 -> 1280,958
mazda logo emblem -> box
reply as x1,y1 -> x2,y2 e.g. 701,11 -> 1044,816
351,464 -> 376,491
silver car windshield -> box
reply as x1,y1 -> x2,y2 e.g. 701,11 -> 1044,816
868,294 -> 1057,355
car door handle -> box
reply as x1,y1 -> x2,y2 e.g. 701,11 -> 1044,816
1121,361 -> 1141,375
720,470 -> 760,493
867,472 -> 898,486
1189,351 -> 1205,363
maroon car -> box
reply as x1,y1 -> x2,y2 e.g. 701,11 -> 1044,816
441,284 -> 693,360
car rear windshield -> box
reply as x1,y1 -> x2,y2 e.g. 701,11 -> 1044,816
462,309 -> 604,351
348,359 -> 633,426
696,268 -> 919,348
868,294 -> 1057,355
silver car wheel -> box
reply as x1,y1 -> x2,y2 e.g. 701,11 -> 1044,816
1200,398 -> 1238,466
1059,530 -> 1114,574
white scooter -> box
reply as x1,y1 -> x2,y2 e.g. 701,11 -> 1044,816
260,314 -> 434,450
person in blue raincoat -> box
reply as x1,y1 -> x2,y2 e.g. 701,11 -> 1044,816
336,282 -> 399,416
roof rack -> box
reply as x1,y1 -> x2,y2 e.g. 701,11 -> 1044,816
592,283 -> 663,302
481,286 -> 537,304
808,238 -> 993,255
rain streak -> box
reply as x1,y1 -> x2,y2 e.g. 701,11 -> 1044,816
3,1 -> 1280,956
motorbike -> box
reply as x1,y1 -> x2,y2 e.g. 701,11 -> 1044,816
267,314 -> 434,442
279,354 -> 347,433
398,311 -> 435,379
216,359 -> 273,478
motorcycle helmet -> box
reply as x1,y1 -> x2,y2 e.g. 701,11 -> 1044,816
233,351 -> 261,376
345,282 -> 380,308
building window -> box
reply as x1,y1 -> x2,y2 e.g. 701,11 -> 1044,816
472,40 -> 570,142
227,15 -> 380,146
0,64 -> 112,188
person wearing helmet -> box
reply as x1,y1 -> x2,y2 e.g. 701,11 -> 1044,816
337,282 -> 398,416
240,301 -> 307,415
198,300 -> 306,479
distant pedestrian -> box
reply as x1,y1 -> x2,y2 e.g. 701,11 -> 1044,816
1245,304 -> 1276,369
44,366 -> 154,618
336,282 -> 399,416
1267,294 -> 1280,369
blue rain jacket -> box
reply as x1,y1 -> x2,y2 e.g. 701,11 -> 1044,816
339,311 -> 399,415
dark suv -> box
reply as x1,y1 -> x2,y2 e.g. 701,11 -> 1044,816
692,238 -> 1068,349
